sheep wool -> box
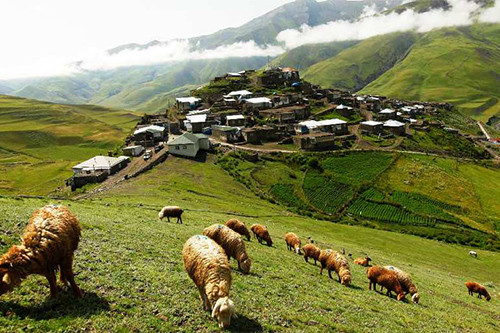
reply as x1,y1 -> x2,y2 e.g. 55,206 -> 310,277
203,224 -> 251,274
225,219 -> 251,241
284,232 -> 301,254
158,206 -> 183,223
302,244 -> 321,265
250,224 -> 273,246
0,205 -> 82,298
465,281 -> 491,301
367,266 -> 405,301
326,251 -> 352,286
385,265 -> 420,303
319,249 -> 334,275
182,235 -> 236,328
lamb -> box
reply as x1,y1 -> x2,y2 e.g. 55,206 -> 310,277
354,256 -> 372,267
203,224 -> 251,274
384,266 -> 420,304
225,219 -> 251,241
302,244 -> 321,265
182,235 -> 237,328
158,206 -> 183,223
0,205 -> 82,299
465,281 -> 491,301
325,251 -> 352,286
284,232 -> 301,254
469,250 -> 477,258
366,266 -> 405,301
318,249 -> 334,275
250,224 -> 273,246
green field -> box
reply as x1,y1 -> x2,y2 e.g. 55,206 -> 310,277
0,155 -> 498,332
0,95 -> 139,195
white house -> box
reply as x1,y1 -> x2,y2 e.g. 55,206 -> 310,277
226,114 -> 245,127
384,120 -> 406,135
134,125 -> 166,138
168,133 -> 210,158
122,145 -> 144,157
245,97 -> 272,110
225,90 -> 253,100
295,119 -> 348,135
72,156 -> 130,175
378,108 -> 396,120
176,97 -> 202,111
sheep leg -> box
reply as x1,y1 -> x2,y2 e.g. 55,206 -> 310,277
198,287 -> 210,311
314,259 -> 317,265
167,216 -> 170,223
177,216 -> 182,224
45,270 -> 58,298
369,281 -> 372,290
328,269 -> 333,279
320,264 -> 324,275
61,260 -> 82,298
304,256 -> 308,263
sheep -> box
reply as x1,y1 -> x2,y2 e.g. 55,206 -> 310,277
284,232 -> 301,254
325,251 -> 352,286
302,244 -> 321,265
366,266 -> 405,301
158,206 -> 183,223
354,256 -> 372,267
250,224 -> 272,246
384,266 -> 420,304
0,205 -> 82,299
203,224 -> 251,274
182,235 -> 237,328
469,250 -> 477,258
225,219 -> 251,241
318,249 -> 334,275
465,281 -> 491,301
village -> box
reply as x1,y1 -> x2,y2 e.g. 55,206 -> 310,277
66,66 -> 493,191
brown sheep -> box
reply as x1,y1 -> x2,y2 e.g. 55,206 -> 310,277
354,256 -> 372,267
465,281 -> 491,301
225,219 -> 251,241
182,235 -> 236,329
325,251 -> 352,286
385,266 -> 420,304
366,266 -> 405,301
158,206 -> 183,223
318,249 -> 334,275
203,224 -> 251,274
284,232 -> 301,254
0,205 -> 82,299
250,224 -> 272,246
302,244 -> 321,265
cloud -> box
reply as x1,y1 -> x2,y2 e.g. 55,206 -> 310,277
479,0 -> 500,23
276,0 -> 483,49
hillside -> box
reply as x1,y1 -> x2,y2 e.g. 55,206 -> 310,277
0,95 -> 139,195
0,155 -> 498,332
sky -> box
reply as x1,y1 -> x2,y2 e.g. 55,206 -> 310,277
0,0 -> 294,79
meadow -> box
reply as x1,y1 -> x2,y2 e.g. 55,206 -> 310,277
0,155 -> 499,332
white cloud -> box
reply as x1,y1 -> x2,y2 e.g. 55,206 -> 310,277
277,0 -> 482,49
479,0 -> 500,23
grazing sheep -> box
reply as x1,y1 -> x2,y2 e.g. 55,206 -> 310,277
318,249 -> 334,275
225,219 -> 251,241
469,250 -> 477,258
203,224 -> 251,274
250,224 -> 272,246
325,251 -> 352,286
0,205 -> 82,298
366,266 -> 405,301
385,266 -> 420,304
465,281 -> 491,301
302,244 -> 321,265
158,206 -> 183,223
182,235 -> 236,328
354,256 -> 372,267
284,232 -> 301,254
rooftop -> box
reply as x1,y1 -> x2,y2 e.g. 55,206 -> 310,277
361,120 -> 383,126
176,97 -> 201,103
226,115 -> 245,120
73,156 -> 129,171
246,97 -> 272,104
384,120 -> 406,127
186,114 -> 207,123
134,125 -> 165,135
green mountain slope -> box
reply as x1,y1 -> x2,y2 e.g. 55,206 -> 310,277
302,32 -> 418,91
0,95 -> 139,195
361,24 -> 500,121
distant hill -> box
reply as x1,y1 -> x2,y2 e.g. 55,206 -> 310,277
0,95 -> 139,195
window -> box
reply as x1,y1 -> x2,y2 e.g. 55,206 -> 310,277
175,145 -> 180,150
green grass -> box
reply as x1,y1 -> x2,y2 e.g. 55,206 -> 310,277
0,95 -> 139,195
303,171 -> 354,214
0,155 -> 498,332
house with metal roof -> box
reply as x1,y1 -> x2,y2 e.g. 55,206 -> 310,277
72,156 -> 130,175
167,133 -> 210,158
295,119 -> 348,135
175,97 -> 202,111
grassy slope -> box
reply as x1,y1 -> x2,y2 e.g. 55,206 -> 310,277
0,155 -> 498,332
302,31 -> 418,91
0,95 -> 139,195
361,24 -> 500,121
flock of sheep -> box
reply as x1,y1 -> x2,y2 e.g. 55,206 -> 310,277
0,204 -> 495,330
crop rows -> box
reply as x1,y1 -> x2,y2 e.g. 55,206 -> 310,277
303,172 -> 354,214
361,188 -> 386,201
270,184 -> 309,210
346,198 -> 435,226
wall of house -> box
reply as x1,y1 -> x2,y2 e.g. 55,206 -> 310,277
168,142 -> 199,157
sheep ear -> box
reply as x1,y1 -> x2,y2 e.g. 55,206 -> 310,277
2,273 -> 11,285
211,301 -> 221,318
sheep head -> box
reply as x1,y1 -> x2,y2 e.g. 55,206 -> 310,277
485,292 -> 491,301
341,274 -> 351,287
266,239 -> 273,247
239,258 -> 252,275
412,293 -> 420,304
294,244 -> 301,255
211,297 -> 236,328
0,264 -> 16,296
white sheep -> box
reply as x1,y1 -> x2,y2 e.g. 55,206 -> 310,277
158,206 -> 183,223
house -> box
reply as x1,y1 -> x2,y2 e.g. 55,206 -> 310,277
225,90 -> 253,101
384,120 -> 406,135
72,156 -> 130,175
242,126 -> 279,144
133,125 -> 167,146
360,120 -> 383,134
212,126 -> 241,143
226,114 -> 245,127
336,104 -> 354,117
378,108 -> 396,120
293,133 -> 337,151
168,133 -> 210,158
176,97 -> 202,112
245,97 -> 272,111
122,145 -> 145,157
184,114 -> 216,133
295,119 -> 348,136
